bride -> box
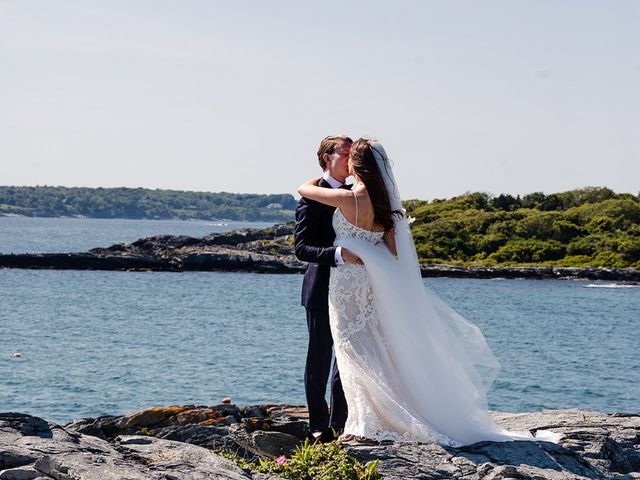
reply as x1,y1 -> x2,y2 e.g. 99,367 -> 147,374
298,138 -> 561,446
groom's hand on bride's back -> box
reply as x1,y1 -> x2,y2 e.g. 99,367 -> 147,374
342,249 -> 363,265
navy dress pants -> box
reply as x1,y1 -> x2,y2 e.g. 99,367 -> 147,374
304,306 -> 347,433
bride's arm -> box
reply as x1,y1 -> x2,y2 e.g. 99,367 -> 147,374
383,229 -> 397,257
298,178 -> 352,209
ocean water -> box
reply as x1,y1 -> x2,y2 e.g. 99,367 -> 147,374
0,216 -> 274,254
1,217 -> 638,424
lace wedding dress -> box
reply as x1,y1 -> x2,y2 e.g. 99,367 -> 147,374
328,144 -> 561,446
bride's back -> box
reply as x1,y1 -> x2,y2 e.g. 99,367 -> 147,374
339,186 -> 384,233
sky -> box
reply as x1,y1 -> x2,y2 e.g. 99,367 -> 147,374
1,0 -> 638,200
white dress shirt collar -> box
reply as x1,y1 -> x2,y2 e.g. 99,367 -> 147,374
321,173 -> 346,265
322,173 -> 343,189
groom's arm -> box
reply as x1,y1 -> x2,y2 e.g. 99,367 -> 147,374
294,197 -> 338,267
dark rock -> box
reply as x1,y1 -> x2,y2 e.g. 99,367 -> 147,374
240,406 -> 267,421
129,234 -> 201,249
180,250 -> 303,273
269,419 -> 308,440
0,413 -> 52,439
251,431 -> 300,459
0,252 -> 180,271
225,415 -> 241,425
419,264 -> 640,281
152,425 -> 229,450
228,424 -> 300,459
65,415 -> 121,440
201,224 -> 294,247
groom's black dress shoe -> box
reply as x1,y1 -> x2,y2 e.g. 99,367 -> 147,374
308,427 -> 343,443
319,427 -> 342,443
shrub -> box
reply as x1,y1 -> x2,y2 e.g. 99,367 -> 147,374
589,251 -> 626,268
218,440 -> 383,480
489,239 -> 565,264
474,233 -> 508,254
617,237 -> 640,263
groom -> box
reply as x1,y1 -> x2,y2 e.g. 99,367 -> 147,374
294,134 -> 359,442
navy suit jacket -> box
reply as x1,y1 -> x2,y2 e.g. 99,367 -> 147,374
294,178 -> 346,309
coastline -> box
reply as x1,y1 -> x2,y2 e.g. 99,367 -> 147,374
1,221 -> 639,281
2,403 -> 639,479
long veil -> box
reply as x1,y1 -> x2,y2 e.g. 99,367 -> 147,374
335,143 -> 560,445
370,143 -> 500,397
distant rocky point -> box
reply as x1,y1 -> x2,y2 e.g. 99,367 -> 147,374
1,222 -> 640,281
1,404 -> 639,479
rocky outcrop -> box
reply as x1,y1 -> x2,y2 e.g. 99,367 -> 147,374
1,222 -> 640,280
2,405 -> 639,479
419,265 -> 640,281
0,224 -> 304,273
0,412 -> 260,479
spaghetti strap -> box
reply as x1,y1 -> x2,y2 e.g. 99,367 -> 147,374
352,190 -> 358,228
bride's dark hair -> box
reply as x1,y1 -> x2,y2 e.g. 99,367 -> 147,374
350,138 -> 402,232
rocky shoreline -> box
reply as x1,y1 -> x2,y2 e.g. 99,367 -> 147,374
1,404 -> 639,479
1,222 -> 639,281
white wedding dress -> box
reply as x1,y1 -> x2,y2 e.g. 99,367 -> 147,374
328,143 -> 561,446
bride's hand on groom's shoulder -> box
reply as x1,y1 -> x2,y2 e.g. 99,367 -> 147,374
342,248 -> 363,265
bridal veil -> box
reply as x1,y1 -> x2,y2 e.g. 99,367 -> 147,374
335,143 -> 560,445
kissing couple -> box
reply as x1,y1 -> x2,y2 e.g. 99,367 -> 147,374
294,135 -> 561,446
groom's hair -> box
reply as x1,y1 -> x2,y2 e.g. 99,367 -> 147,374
317,135 -> 353,170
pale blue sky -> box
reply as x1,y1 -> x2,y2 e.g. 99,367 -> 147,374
1,0 -> 638,199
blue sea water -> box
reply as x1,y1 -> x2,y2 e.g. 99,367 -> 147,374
0,216 -> 273,254
1,217 -> 638,424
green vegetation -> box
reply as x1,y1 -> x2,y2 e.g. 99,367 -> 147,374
3,185 -> 638,269
405,187 -> 640,268
217,440 -> 382,480
0,186 -> 296,222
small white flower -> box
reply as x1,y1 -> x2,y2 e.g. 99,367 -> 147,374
407,216 -> 416,224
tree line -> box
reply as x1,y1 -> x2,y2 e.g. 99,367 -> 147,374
2,185 -> 638,268
0,186 -> 297,222
405,187 -> 640,268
